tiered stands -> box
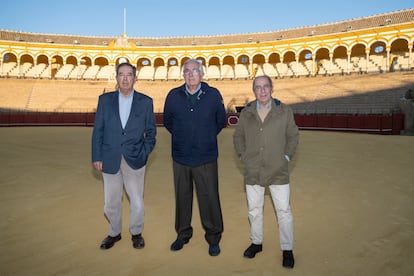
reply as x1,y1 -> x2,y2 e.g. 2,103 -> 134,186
2,61 -> 17,77
221,64 -> 235,79
68,64 -> 87,79
21,62 -> 33,77
234,64 -> 249,79
1,72 -> 412,132
137,66 -> 155,80
0,79 -> 109,112
0,50 -> 410,81
6,62 -> 19,77
82,65 -> 100,79
96,65 -> 114,80
206,65 -> 220,80
0,79 -> 34,110
167,66 -> 181,80
55,64 -> 74,79
39,65 -> 51,79
2,71 -> 412,114
154,66 -> 167,80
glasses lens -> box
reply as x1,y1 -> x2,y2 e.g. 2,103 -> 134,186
254,84 -> 271,91
184,69 -> 199,76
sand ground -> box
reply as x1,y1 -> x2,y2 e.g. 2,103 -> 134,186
0,127 -> 413,276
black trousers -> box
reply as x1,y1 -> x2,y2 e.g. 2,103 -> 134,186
172,160 -> 223,245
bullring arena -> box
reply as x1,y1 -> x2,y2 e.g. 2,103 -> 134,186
1,8 -> 414,276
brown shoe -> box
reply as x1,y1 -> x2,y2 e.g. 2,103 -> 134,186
100,234 -> 121,250
132,234 -> 145,249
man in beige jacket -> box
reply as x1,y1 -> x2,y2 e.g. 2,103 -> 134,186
233,75 -> 299,268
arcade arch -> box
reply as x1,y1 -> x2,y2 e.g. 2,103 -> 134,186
0,30 -> 412,80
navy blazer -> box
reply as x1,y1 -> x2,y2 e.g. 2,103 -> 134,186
91,90 -> 157,174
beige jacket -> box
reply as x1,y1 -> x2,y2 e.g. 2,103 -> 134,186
233,99 -> 299,186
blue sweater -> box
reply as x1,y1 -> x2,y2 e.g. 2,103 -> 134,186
163,82 -> 226,167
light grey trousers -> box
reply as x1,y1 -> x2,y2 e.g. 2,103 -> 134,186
246,184 -> 294,250
102,156 -> 146,237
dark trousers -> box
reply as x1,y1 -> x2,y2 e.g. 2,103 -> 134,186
172,160 -> 223,245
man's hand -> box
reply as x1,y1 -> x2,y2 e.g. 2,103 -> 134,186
92,161 -> 103,171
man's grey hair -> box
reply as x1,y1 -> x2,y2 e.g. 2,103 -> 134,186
183,59 -> 204,74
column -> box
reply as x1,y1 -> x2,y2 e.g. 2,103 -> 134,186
17,60 -> 21,78
329,53 -> 333,76
295,54 -> 299,77
385,46 -> 391,73
311,55 -> 315,77
347,50 -> 351,75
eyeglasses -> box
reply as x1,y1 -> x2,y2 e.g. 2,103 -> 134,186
183,69 -> 201,76
118,72 -> 134,78
253,84 -> 271,92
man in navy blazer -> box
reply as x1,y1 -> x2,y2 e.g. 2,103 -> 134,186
92,62 -> 156,250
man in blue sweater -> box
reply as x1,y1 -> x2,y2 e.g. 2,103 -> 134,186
163,59 -> 226,256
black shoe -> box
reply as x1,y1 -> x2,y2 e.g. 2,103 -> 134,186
208,244 -> 221,256
170,239 -> 189,251
282,250 -> 295,268
100,234 -> 121,250
132,234 -> 145,249
243,243 -> 263,258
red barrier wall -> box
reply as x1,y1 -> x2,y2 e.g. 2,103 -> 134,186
0,112 -> 404,134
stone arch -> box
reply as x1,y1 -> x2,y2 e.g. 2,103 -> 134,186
3,52 -> 18,62
221,55 -> 235,79
315,47 -> 330,76
235,54 -> 250,79
154,57 -> 166,80
349,43 -> 367,73
136,57 -> 153,80
167,57 -> 180,80
298,49 -> 313,76
268,52 -> 281,63
390,38 -> 410,72
206,56 -> 221,80
66,56 -> 78,66
252,53 -> 266,78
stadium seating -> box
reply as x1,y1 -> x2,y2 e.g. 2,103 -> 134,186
96,65 -> 114,80
67,64 -> 87,80
263,63 -> 278,78
221,64 -> 235,79
234,64 -> 249,79
82,65 -> 100,80
0,71 -> 412,117
54,64 -> 74,79
137,66 -> 155,80
154,66 -> 168,80
167,66 -> 181,80
206,65 -> 220,80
